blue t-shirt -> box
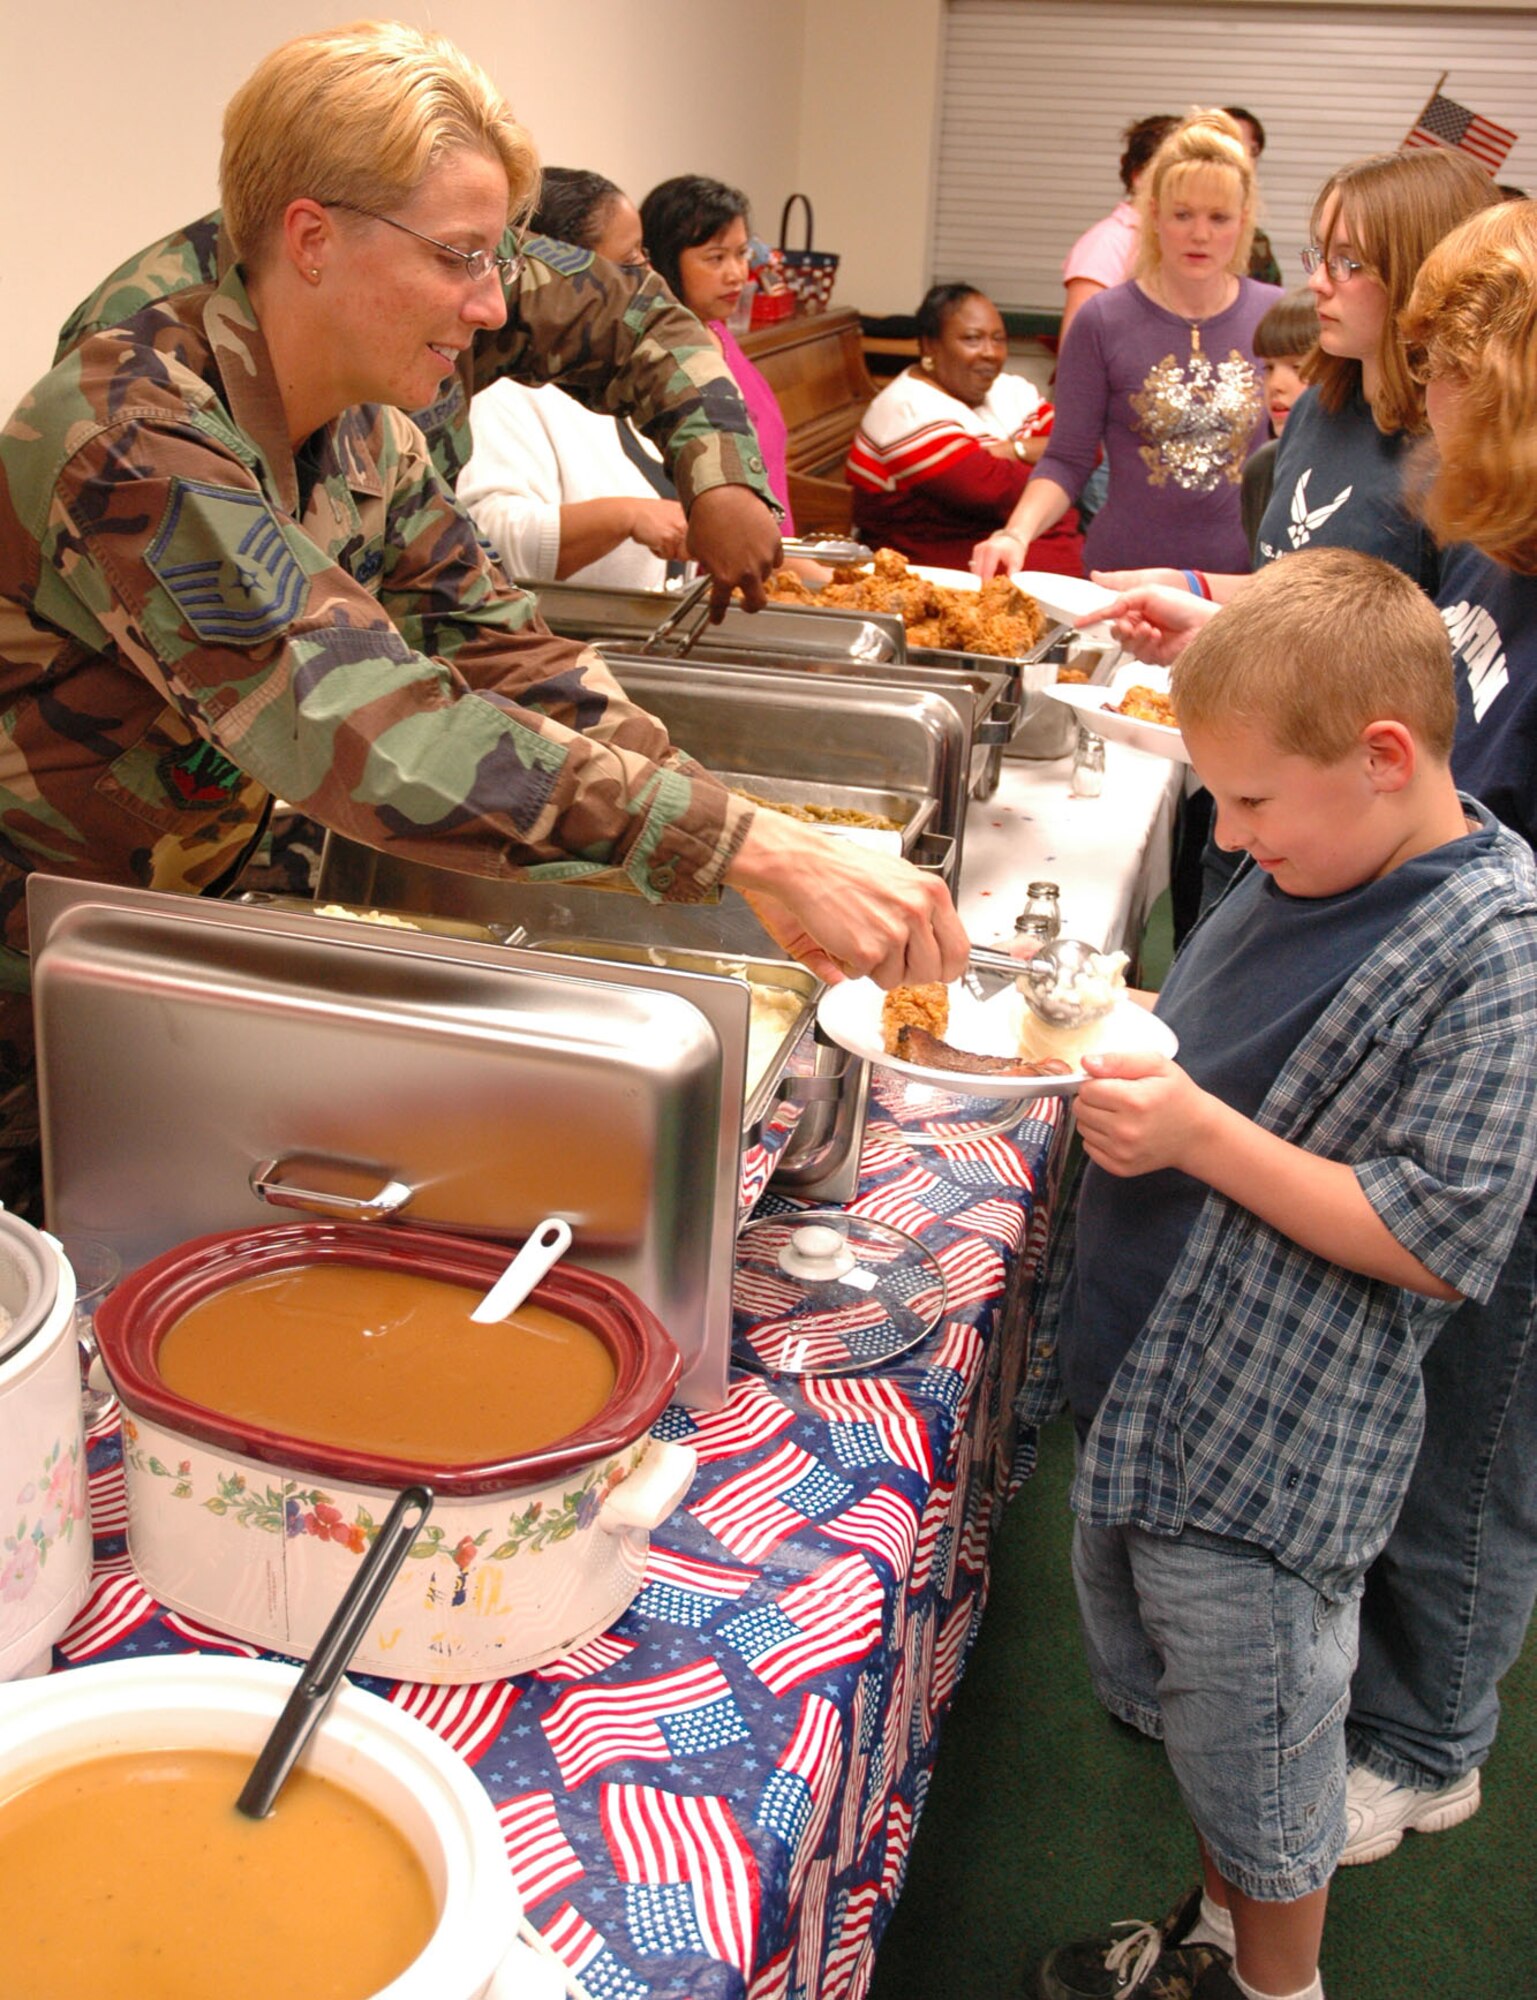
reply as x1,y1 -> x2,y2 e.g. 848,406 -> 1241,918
1255,386 -> 1441,593
1443,542 -> 1537,851
1057,823 -> 1497,1425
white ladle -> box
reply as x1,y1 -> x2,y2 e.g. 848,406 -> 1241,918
470,1217 -> 573,1323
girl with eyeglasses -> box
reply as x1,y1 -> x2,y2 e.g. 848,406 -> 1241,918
1091,147 -> 1500,937
1097,148 -> 1499,611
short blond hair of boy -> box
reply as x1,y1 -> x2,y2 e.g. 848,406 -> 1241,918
221,20 -> 540,263
1172,547 -> 1456,764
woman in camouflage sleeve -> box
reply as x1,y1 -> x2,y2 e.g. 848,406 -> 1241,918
0,21 -> 966,1215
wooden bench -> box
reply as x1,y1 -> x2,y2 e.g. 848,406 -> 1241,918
738,308 -> 878,533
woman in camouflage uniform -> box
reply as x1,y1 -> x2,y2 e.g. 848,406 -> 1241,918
0,22 -> 966,1215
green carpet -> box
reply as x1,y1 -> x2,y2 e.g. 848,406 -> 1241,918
867,1417 -> 1537,1999
868,894 -> 1537,1999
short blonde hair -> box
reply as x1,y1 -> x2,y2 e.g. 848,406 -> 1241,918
1305,149 -> 1498,436
1135,109 -> 1256,282
1401,200 -> 1537,575
220,20 -> 540,262
1172,547 -> 1456,763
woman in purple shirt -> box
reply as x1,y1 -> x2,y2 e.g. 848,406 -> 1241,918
976,110 -> 1278,582
641,176 -> 795,533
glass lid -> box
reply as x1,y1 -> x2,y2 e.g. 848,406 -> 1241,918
731,1209 -> 947,1377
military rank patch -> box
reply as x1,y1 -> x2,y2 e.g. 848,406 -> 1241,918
525,232 -> 596,278
146,479 -> 306,645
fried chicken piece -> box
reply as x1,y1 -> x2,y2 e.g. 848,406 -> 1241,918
759,548 -> 1048,659
881,982 -> 950,1054
1113,685 -> 1178,727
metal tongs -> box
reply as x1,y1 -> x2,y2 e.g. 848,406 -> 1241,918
641,574 -> 714,657
782,535 -> 874,568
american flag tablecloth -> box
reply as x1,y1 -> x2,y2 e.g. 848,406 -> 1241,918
53,1099 -> 1067,2000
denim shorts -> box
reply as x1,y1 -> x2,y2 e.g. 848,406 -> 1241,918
1072,1517 -> 1360,1900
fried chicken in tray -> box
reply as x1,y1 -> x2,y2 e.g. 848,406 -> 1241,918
763,547 -> 1049,660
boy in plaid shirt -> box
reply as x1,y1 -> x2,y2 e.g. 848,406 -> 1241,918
1029,548 -> 1537,2000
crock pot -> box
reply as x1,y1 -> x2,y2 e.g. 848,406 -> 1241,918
0,1655 -> 523,1999
0,1213 -> 90,1681
95,1223 -> 697,1683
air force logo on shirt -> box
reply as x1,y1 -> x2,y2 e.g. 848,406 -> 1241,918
146,480 -> 306,645
1285,467 -> 1352,548
1443,598 -> 1508,721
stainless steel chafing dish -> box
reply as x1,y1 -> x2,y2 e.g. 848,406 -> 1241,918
320,657 -> 968,931
525,580 -> 1055,802
27,876 -> 841,1409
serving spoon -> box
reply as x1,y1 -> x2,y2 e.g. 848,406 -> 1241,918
236,1483 -> 433,1820
470,1217 -> 573,1324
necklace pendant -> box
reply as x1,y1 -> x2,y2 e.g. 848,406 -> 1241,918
1190,323 -> 1202,354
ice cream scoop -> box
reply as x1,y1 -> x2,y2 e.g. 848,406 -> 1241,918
1017,940 -> 1129,1029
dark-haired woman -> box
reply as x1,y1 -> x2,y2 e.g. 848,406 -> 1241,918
459,167 -> 689,588
844,283 -> 1083,575
641,176 -> 796,531
1060,112 -> 1178,346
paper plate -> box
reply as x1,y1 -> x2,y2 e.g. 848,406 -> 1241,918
1044,662 -> 1188,763
815,981 -> 1177,1101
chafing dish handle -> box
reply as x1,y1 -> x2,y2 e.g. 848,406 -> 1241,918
249,1157 -> 414,1222
976,697 -> 1022,746
911,832 -> 955,877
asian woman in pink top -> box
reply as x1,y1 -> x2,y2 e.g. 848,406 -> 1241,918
641,175 -> 796,533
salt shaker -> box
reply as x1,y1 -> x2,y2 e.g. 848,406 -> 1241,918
1011,881 -> 1062,960
1071,726 -> 1106,798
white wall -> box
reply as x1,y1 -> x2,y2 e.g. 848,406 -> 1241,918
4,0 -> 1522,416
796,0 -> 948,322
0,0 -> 822,416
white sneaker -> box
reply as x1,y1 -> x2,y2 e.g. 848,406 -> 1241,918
1338,1764 -> 1482,1866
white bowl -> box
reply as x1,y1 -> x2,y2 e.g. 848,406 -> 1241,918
0,1655 -> 521,1999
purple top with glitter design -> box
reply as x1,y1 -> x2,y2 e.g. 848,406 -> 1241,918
1037,276 -> 1281,574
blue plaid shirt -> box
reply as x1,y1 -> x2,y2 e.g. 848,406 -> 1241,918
1024,802 -> 1537,1597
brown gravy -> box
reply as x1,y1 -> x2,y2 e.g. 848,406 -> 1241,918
0,1748 -> 437,2000
158,1263 -> 616,1463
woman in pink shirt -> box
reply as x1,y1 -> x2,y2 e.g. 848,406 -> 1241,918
641,176 -> 795,532
1060,113 -> 1178,345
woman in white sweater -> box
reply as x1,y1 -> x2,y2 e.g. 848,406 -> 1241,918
458,169 -> 690,589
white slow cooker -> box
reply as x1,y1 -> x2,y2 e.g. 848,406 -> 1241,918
0,1213 -> 90,1680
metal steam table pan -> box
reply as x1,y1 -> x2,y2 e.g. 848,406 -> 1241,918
26,876 -> 824,1409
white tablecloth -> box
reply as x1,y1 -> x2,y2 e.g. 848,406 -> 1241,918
959,742 -> 1184,960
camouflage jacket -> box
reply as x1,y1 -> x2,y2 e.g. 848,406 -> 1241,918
56,215 -> 779,500
0,267 -> 753,954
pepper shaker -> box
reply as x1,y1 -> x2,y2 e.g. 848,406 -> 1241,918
1011,881 -> 1062,959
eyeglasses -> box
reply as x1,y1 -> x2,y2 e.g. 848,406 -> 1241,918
325,203 -> 523,286
1301,246 -> 1369,285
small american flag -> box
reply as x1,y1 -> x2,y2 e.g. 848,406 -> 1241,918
388,1678 -> 519,1765
542,1658 -> 749,1790
1403,90 -> 1517,174
719,1552 -> 885,1694
495,1791 -> 586,1907
602,1781 -> 761,1974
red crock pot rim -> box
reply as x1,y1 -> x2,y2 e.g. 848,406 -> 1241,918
96,1223 -> 681,1498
